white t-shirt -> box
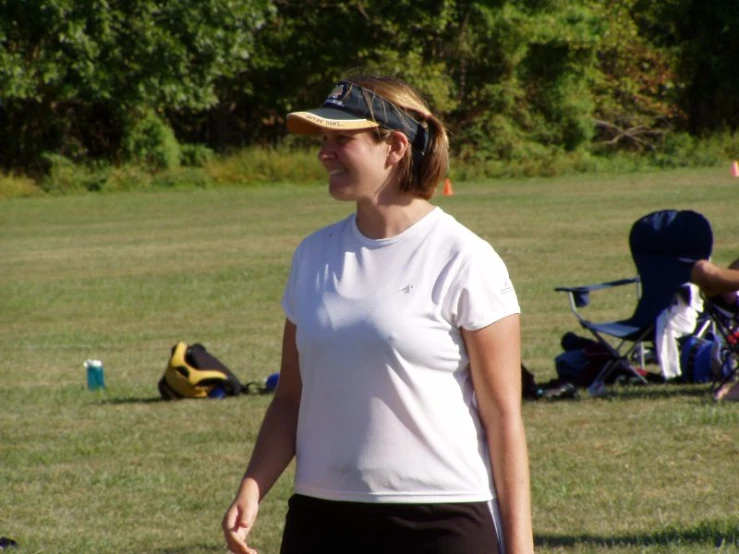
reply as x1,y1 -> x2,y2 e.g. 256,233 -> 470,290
281,207 -> 520,503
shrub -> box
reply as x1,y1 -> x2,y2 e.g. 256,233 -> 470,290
647,131 -> 737,169
206,146 -> 323,185
99,165 -> 153,193
180,144 -> 216,167
151,167 -> 213,189
120,112 -> 181,171
0,172 -> 41,200
38,153 -> 108,194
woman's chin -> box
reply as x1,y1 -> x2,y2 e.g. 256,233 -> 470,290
328,180 -> 356,201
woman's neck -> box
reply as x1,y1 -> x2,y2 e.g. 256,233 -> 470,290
355,197 -> 435,239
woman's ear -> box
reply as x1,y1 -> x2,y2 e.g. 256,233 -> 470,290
386,131 -> 410,167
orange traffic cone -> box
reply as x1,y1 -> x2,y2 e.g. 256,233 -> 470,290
443,177 -> 454,196
732,160 -> 739,177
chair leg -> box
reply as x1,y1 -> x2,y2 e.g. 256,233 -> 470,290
712,348 -> 738,393
592,356 -> 648,387
588,331 -> 650,388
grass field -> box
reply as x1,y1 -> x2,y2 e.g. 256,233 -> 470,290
1,167 -> 739,553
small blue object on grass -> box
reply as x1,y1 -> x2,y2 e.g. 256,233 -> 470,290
208,387 -> 227,399
265,372 -> 279,392
0,536 -> 19,549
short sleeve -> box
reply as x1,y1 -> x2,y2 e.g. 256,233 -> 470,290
447,243 -> 520,330
281,245 -> 303,324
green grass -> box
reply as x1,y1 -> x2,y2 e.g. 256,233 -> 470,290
1,168 -> 739,553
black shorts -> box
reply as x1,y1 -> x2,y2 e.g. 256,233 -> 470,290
280,494 -> 501,554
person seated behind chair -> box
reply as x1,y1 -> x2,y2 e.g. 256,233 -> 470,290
691,257 -> 739,400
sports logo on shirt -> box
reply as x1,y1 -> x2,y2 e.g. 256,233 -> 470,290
501,279 -> 514,295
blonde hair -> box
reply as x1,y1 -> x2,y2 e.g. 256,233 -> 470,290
348,75 -> 449,200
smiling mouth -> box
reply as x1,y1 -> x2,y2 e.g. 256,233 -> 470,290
328,169 -> 346,176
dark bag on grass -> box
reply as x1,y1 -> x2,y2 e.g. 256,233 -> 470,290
158,342 -> 245,400
555,332 -> 615,387
555,345 -> 612,387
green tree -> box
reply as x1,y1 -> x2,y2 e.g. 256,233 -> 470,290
0,0 -> 273,167
445,1 -> 601,162
5,0 -> 734,174
215,0 -> 459,149
663,0 -> 739,133
589,0 -> 739,146
587,0 -> 684,152
227,0 -> 602,163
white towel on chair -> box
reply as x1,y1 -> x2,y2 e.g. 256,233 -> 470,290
655,283 -> 703,379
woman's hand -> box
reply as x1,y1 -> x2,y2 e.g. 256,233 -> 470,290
222,480 -> 260,554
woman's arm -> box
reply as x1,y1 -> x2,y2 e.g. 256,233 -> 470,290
222,319 -> 302,554
463,314 -> 534,554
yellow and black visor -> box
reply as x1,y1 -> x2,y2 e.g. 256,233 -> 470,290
287,81 -> 430,154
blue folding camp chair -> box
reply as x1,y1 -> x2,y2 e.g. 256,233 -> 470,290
555,209 -> 713,388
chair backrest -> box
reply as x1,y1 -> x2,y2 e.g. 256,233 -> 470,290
628,209 -> 713,327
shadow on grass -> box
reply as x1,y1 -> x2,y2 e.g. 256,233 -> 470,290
149,529 -> 739,553
99,396 -> 254,405
601,383 -> 718,401
155,544 -> 224,554
531,384 -> 715,403
99,396 -> 166,404
536,524 -> 738,550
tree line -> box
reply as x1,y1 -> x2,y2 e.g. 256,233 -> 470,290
1,0 -> 738,172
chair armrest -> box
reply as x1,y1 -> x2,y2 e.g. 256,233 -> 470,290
555,277 -> 639,294
555,277 -> 640,311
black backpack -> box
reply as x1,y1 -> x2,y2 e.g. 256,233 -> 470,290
158,342 -> 245,400
554,332 -> 625,386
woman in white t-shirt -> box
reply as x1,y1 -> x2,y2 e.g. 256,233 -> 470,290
222,75 -> 534,554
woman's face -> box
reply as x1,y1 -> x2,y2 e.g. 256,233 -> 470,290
317,129 -> 395,202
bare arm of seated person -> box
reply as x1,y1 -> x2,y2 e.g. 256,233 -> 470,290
691,259 -> 739,299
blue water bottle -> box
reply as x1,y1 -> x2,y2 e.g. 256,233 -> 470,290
84,359 -> 106,390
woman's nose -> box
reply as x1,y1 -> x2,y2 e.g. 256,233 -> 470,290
318,144 -> 334,161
